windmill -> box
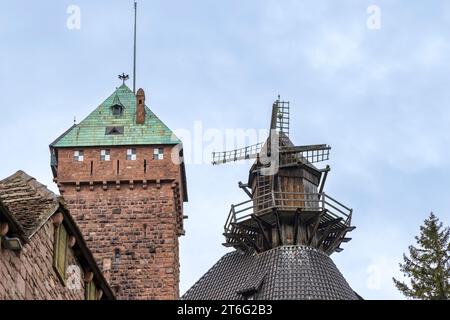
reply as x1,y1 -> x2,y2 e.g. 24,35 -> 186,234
212,96 -> 355,255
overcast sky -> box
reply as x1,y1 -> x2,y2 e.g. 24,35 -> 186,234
1,0 -> 450,300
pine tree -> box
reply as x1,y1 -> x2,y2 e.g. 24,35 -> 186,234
393,212 -> 450,299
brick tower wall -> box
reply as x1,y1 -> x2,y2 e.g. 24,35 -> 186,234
54,145 -> 185,299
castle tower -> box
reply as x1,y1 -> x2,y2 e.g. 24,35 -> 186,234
50,83 -> 187,299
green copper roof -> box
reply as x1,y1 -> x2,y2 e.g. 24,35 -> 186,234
51,84 -> 181,147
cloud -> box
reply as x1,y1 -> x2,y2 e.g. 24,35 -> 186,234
417,37 -> 449,67
366,256 -> 402,293
306,30 -> 363,70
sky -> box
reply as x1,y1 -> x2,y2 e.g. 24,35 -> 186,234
1,0 -> 450,300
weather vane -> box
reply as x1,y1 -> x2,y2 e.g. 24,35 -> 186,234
118,73 -> 130,85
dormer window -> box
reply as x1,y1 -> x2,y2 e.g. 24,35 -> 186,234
112,105 -> 123,116
105,126 -> 124,135
110,94 -> 125,117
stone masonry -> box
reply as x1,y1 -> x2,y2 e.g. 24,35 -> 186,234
0,220 -> 85,300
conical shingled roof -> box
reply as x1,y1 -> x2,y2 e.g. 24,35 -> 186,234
182,245 -> 359,300
50,84 -> 180,147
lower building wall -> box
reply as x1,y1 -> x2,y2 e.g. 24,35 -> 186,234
0,220 -> 85,300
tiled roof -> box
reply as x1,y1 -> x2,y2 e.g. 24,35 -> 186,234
182,245 -> 359,300
0,170 -> 59,241
0,170 -> 115,299
50,84 -> 181,148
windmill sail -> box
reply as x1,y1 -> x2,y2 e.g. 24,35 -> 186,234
272,98 -> 290,136
212,96 -> 330,167
212,142 -> 263,165
280,144 -> 331,166
212,142 -> 331,166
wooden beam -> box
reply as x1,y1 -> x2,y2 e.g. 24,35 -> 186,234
253,214 -> 273,229
293,209 -> 300,245
318,165 -> 330,197
274,208 -> 283,246
301,210 -> 321,225
223,233 -> 256,253
326,228 -> 348,255
238,181 -> 253,198
231,222 -> 258,233
270,102 -> 278,131
280,144 -> 330,154
252,214 -> 271,250
317,219 -> 342,249
222,242 -> 241,247
226,224 -> 261,253
308,212 -> 323,246
318,217 -> 342,230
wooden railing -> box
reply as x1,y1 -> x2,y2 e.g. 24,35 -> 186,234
224,192 -> 352,234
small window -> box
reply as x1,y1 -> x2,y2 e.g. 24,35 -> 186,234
240,290 -> 257,300
114,248 -> 120,264
85,281 -> 98,300
112,105 -> 123,116
100,149 -> 110,161
53,224 -> 68,285
126,148 -> 137,160
153,148 -> 164,160
73,150 -> 84,162
246,294 -> 255,300
105,126 -> 124,135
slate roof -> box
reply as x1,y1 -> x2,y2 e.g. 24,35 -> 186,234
182,245 -> 359,300
0,170 -> 59,241
50,84 -> 181,147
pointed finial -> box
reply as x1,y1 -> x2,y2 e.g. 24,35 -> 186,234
118,73 -> 130,85
74,116 -> 76,124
